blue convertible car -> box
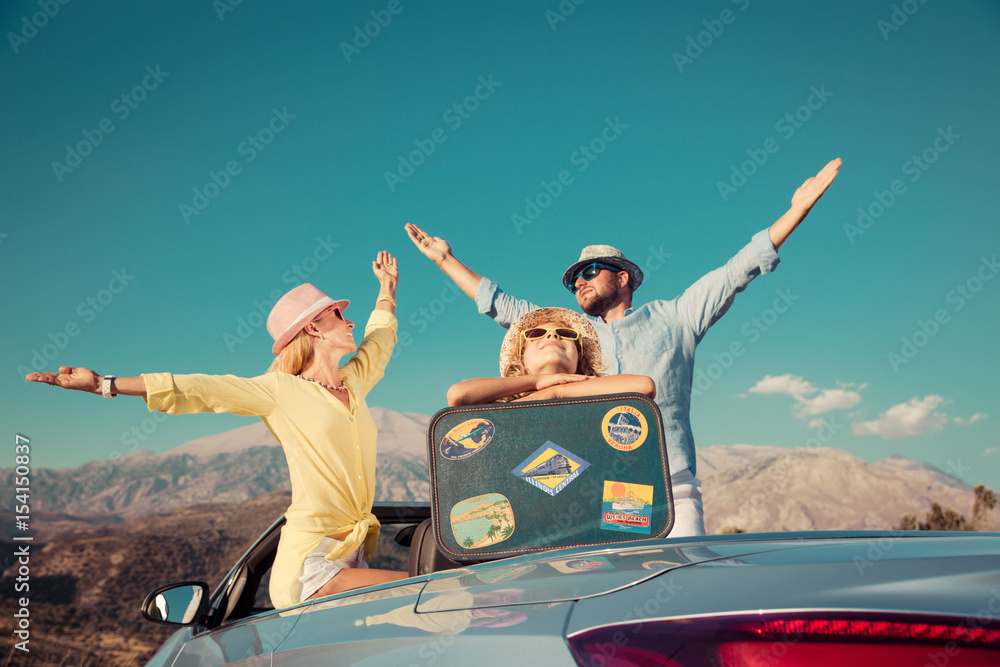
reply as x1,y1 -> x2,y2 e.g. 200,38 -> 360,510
142,396 -> 1000,666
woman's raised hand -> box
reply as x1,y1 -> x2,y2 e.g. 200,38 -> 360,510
372,251 -> 399,287
26,366 -> 102,394
404,223 -> 451,264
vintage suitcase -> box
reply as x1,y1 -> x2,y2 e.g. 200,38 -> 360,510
426,393 -> 674,562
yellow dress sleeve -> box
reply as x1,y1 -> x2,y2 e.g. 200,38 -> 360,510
343,311 -> 398,396
142,372 -> 280,417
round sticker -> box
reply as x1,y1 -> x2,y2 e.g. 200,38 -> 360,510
642,560 -> 675,571
601,406 -> 648,451
440,418 -> 496,460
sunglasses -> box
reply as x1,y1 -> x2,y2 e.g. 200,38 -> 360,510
521,326 -> 581,342
313,305 -> 342,321
568,262 -> 621,293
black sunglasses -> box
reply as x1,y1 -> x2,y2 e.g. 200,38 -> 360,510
568,263 -> 621,293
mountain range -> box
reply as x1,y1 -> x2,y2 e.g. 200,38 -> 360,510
2,407 -> 994,538
2,407 -> 996,665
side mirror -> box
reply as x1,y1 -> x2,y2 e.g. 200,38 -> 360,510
141,581 -> 209,626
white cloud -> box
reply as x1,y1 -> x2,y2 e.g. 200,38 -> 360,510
794,388 -> 863,418
748,374 -> 816,398
748,374 -> 862,419
984,447 -> 998,457
953,413 -> 988,426
851,395 -> 950,440
836,381 -> 869,391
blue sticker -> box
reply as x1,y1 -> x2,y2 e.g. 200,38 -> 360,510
440,419 -> 496,460
512,441 -> 590,497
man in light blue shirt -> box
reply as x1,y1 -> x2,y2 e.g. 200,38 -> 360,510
406,159 -> 841,536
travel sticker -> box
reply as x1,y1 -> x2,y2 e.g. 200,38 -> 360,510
511,441 -> 590,496
450,493 -> 515,549
440,418 -> 496,460
601,405 -> 648,451
548,556 -> 614,574
600,481 -> 654,534
642,560 -> 677,571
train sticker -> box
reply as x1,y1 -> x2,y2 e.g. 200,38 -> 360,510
511,441 -> 590,496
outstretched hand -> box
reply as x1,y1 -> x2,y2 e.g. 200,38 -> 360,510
372,251 -> 399,287
404,223 -> 451,264
769,158 -> 843,250
26,366 -> 101,394
791,158 -> 841,213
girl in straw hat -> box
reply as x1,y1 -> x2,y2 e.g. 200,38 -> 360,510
447,306 -> 655,405
27,251 -> 406,609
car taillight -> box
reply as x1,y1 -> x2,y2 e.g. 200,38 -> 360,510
568,612 -> 1000,667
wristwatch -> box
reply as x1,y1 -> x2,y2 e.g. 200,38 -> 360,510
101,375 -> 117,399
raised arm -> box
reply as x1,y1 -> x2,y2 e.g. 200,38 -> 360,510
404,223 -> 481,300
672,159 -> 841,339
768,158 -> 841,250
372,250 -> 399,315
26,367 -> 146,397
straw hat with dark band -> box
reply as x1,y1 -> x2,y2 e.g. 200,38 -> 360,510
561,245 -> 643,292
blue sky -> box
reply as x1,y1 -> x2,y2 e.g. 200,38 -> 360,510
3,1 -> 999,497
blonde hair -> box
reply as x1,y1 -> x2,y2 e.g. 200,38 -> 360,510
500,318 -> 606,402
267,329 -> 315,375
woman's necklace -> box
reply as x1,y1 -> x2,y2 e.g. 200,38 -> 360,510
298,376 -> 347,392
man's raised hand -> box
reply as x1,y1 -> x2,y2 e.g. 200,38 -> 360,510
791,158 -> 842,213
405,223 -> 452,264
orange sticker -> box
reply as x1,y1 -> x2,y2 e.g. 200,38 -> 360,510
601,405 -> 648,451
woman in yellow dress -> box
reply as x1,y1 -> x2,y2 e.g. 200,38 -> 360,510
27,251 -> 405,609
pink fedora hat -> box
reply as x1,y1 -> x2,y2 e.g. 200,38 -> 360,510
267,283 -> 349,354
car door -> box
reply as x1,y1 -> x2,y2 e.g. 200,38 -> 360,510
169,607 -> 304,667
